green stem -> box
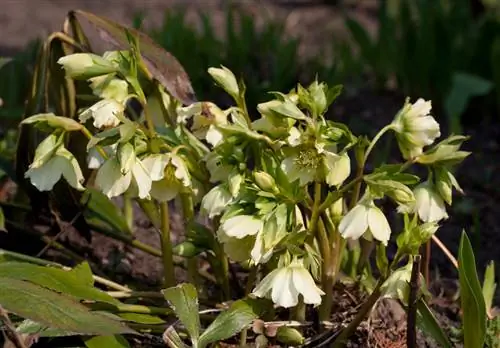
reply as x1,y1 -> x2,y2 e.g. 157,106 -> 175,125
318,218 -> 333,322
180,193 -> 199,288
212,217 -> 231,300
159,202 -> 175,288
293,298 -> 306,322
123,193 -> 134,234
89,303 -> 171,316
106,291 -> 164,299
308,182 -> 322,236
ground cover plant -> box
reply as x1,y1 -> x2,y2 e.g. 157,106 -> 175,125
0,7 -> 498,348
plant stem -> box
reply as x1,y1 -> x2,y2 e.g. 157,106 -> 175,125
309,182 -> 322,236
212,217 -> 231,300
318,218 -> 333,322
123,193 -> 134,234
89,303 -> 171,316
106,291 -> 164,299
159,202 -> 175,288
180,193 -> 199,287
293,298 -> 307,323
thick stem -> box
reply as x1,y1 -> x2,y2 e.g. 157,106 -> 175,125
159,202 -> 175,288
240,267 -> 258,346
123,193 -> 134,234
318,218 -> 332,322
309,182 -> 322,236
180,193 -> 199,287
212,217 -> 231,300
293,298 -> 307,323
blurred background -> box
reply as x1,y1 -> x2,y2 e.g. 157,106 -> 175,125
0,0 -> 499,279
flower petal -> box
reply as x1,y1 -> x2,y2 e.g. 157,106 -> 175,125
271,268 -> 298,308
221,215 -> 263,239
339,205 -> 369,240
96,158 -> 131,198
367,206 -> 391,245
292,266 -> 324,305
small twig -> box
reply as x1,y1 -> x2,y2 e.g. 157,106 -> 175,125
432,235 -> 458,269
407,255 -> 421,348
0,306 -> 28,348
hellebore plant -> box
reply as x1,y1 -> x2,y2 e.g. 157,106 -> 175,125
20,39 -> 471,345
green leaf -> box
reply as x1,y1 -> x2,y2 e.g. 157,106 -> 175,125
267,99 -> 307,121
162,283 -> 200,346
0,206 -> 6,232
458,231 -> 487,348
118,313 -> 165,324
198,299 -> 259,348
0,262 -> 119,306
163,327 -> 189,348
482,261 -> 496,314
75,10 -> 196,105
0,278 -> 134,335
70,262 -> 94,287
84,335 -> 131,348
82,188 -> 133,235
416,299 -> 452,348
21,113 -> 83,132
16,319 -> 77,337
444,73 -> 493,134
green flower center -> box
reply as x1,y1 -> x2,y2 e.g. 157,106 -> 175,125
294,149 -> 321,170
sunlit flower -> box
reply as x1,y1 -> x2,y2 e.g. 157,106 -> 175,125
339,195 -> 391,245
142,153 -> 191,202
201,185 -> 233,218
25,135 -> 84,192
281,149 -> 322,186
413,181 -> 448,222
57,53 -> 117,79
95,155 -> 152,199
391,98 -> 441,159
204,152 -> 235,183
79,99 -> 124,129
252,259 -> 325,308
89,74 -> 129,103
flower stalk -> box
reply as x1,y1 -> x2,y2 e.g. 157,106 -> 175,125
159,202 -> 176,288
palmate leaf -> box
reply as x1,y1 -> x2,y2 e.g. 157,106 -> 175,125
0,277 -> 135,335
74,10 -> 197,106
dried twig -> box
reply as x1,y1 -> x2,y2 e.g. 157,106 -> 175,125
0,306 -> 28,348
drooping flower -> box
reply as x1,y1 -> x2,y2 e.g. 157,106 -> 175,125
412,181 -> 448,222
79,99 -> 124,129
142,153 -> 192,202
391,98 -> 441,159
57,53 -> 118,79
95,150 -> 152,199
201,185 -> 234,218
252,259 -> 325,308
339,195 -> 391,245
25,134 -> 85,192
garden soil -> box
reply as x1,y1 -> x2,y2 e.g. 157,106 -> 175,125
0,1 -> 495,347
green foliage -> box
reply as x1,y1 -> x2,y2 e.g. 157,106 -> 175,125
341,0 -> 500,127
458,231 -> 487,348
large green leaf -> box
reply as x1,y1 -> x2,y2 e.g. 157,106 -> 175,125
416,299 -> 452,348
162,283 -> 200,347
17,319 -> 77,337
198,299 -> 259,348
84,335 -> 131,348
458,231 -> 487,348
444,72 -> 493,133
0,278 -> 135,335
82,188 -> 132,235
74,10 -> 196,106
0,261 -> 119,305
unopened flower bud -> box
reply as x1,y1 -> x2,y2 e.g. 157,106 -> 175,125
208,66 -> 239,100
58,53 -> 118,80
253,171 -> 279,193
276,327 -> 305,346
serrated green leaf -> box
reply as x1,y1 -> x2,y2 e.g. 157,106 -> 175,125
82,188 -> 132,235
416,299 -> 452,348
70,262 -> 94,287
84,335 -> 131,348
0,278 -> 134,335
198,299 -> 259,348
458,231 -> 487,348
162,283 -> 200,346
0,262 -> 119,306
482,261 -> 496,313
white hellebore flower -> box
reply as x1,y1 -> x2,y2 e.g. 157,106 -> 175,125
57,53 -> 117,79
142,153 -> 191,202
252,259 -> 325,308
79,99 -> 124,129
339,196 -> 391,245
413,181 -> 448,222
392,98 -> 441,159
25,134 -> 85,192
201,185 -> 233,218
95,146 -> 152,199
